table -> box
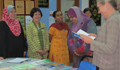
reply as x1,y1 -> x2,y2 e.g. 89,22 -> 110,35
0,58 -> 40,68
0,58 -> 78,70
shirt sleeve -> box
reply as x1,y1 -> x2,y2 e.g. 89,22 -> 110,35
90,18 -> 119,54
49,27 -> 56,35
87,19 -> 97,34
0,21 -> 7,58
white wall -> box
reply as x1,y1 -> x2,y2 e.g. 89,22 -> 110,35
81,0 -> 89,11
81,0 -> 105,32
40,0 -> 57,31
61,0 -> 75,21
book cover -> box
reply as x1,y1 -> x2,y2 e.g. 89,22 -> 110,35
72,29 -> 96,40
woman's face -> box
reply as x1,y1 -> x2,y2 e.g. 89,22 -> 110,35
33,11 -> 41,22
68,15 -> 78,24
9,8 -> 16,20
85,10 -> 92,18
54,12 -> 63,23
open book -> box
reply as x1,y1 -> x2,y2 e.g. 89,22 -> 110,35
72,29 -> 96,40
7,58 -> 30,63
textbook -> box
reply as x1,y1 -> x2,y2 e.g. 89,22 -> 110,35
35,59 -> 52,65
7,58 -> 30,63
72,29 -> 96,40
10,63 -> 45,70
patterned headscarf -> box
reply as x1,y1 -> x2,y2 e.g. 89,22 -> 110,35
67,6 -> 89,33
67,7 -> 97,68
67,6 -> 92,54
2,5 -> 21,36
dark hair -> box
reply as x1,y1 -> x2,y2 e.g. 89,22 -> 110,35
83,8 -> 92,13
52,11 -> 62,18
30,8 -> 43,18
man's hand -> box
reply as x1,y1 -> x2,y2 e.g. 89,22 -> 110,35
80,34 -> 92,44
88,33 -> 97,37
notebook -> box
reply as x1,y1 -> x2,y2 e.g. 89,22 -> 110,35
7,58 -> 30,63
72,29 -> 96,40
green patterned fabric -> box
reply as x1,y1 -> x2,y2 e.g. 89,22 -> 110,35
26,21 -> 49,59
32,21 -> 44,50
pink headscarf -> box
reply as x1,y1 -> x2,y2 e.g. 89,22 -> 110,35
67,6 -> 89,32
2,5 -> 21,36
67,6 -> 90,54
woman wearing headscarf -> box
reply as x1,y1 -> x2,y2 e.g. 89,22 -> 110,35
49,11 -> 69,66
0,5 -> 27,60
67,6 -> 97,68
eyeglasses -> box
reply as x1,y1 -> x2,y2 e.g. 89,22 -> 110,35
97,5 -> 103,11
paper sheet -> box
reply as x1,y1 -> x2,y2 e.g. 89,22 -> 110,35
74,29 -> 96,40
7,58 -> 29,63
49,17 -> 55,26
10,63 -> 36,70
30,60 -> 43,66
0,62 -> 2,64
25,16 -> 33,28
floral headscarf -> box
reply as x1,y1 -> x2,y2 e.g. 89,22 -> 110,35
67,6 -> 97,54
2,5 -> 21,36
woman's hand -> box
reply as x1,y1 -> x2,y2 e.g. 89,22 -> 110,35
37,50 -> 44,55
37,49 -> 49,55
74,50 -> 81,56
74,49 -> 87,56
41,49 -> 49,55
0,57 -> 4,60
24,51 -> 26,57
80,34 -> 92,44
